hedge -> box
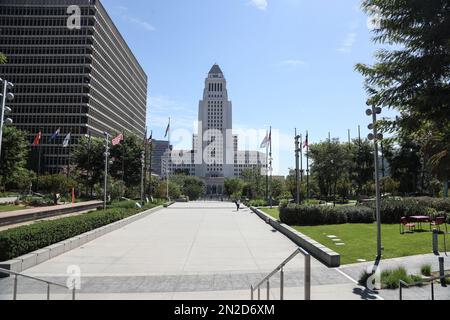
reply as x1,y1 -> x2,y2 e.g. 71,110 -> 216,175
361,198 -> 441,224
279,204 -> 374,226
0,203 -> 161,261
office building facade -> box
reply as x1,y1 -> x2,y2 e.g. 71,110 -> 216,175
0,0 -> 147,173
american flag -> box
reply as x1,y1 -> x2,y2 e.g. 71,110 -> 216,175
112,133 -> 124,146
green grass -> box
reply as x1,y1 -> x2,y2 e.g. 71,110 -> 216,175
261,208 -> 279,220
0,204 -> 29,213
296,224 -> 441,265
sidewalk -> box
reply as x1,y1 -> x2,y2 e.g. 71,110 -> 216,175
0,200 -> 103,227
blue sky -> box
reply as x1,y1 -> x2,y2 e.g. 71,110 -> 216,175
102,0 -> 395,175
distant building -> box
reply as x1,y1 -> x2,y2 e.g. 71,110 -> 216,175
163,65 -> 266,195
0,0 -> 147,174
151,140 -> 172,177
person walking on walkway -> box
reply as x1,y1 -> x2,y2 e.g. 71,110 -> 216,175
235,199 -> 241,212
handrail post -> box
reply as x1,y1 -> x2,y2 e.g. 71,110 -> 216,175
431,281 -> 435,301
47,283 -> 51,300
399,282 -> 403,301
258,287 -> 260,300
13,274 -> 18,300
267,280 -> 270,300
304,254 -> 311,300
72,279 -> 76,301
251,286 -> 254,300
280,269 -> 284,301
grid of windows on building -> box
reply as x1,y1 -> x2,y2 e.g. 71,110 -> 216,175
0,0 -> 147,174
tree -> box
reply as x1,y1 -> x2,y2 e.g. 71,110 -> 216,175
155,181 -> 181,199
182,177 -> 204,200
381,176 -> 400,196
356,0 -> 450,190
241,167 -> 265,199
0,53 -> 6,64
39,174 -> 76,204
110,133 -> 144,190
73,136 -> 106,197
271,178 -> 286,200
0,126 -> 34,191
351,139 -> 374,195
224,178 -> 245,197
309,140 -> 352,199
383,138 -> 422,195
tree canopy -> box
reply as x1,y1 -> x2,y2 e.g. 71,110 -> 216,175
356,0 -> 450,182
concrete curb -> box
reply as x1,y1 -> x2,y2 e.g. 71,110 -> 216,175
250,207 -> 341,268
0,205 -> 165,275
0,201 -> 103,227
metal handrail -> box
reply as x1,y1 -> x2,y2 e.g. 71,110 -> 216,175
0,267 -> 76,300
399,274 -> 450,300
250,248 -> 311,301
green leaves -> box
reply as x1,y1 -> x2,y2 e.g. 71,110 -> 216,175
357,0 -> 450,182
0,52 -> 6,64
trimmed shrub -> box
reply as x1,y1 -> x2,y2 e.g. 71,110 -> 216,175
0,202 -> 161,261
280,205 -> 346,226
340,206 -> 375,224
362,198 -> 429,224
279,204 -> 374,226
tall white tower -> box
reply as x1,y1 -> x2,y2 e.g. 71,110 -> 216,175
195,64 -> 234,184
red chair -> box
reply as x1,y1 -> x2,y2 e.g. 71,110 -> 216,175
400,217 -> 416,234
431,217 -> 448,233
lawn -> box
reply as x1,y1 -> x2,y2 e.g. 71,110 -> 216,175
295,224 -> 442,265
261,207 -> 279,220
259,208 -> 442,265
0,204 -> 29,213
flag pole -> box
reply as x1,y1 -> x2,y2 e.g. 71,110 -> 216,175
300,133 -> 303,185
149,131 -> 153,200
306,130 -> 310,200
269,126 -> 273,209
67,137 -> 71,178
266,145 -> 269,201
167,118 -> 171,201
37,137 -> 42,192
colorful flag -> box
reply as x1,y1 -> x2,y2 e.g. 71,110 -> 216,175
50,128 -> 60,141
112,133 -> 124,146
260,131 -> 269,149
63,133 -> 71,148
148,131 -> 153,145
303,133 -> 309,149
32,131 -> 42,146
164,121 -> 170,138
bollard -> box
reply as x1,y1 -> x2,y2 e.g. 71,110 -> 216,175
439,257 -> 446,287
433,230 -> 440,255
280,269 -> 284,301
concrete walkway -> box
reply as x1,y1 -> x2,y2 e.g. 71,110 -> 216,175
340,253 -> 450,300
0,202 -> 370,300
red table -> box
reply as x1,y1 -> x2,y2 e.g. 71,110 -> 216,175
410,216 -> 431,230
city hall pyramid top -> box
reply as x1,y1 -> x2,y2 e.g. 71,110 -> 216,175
209,64 -> 223,75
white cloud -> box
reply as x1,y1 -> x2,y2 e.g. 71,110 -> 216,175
148,95 -> 196,131
279,59 -> 307,67
249,0 -> 268,11
338,32 -> 357,53
116,6 -> 155,32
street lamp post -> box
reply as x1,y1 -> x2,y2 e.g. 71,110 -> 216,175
140,150 -> 145,204
103,132 -> 110,210
366,105 -> 383,260
0,78 -> 14,160
295,129 -> 301,205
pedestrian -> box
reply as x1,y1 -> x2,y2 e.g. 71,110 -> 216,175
235,199 -> 241,211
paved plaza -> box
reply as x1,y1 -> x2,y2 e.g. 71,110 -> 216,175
0,202 -> 370,300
